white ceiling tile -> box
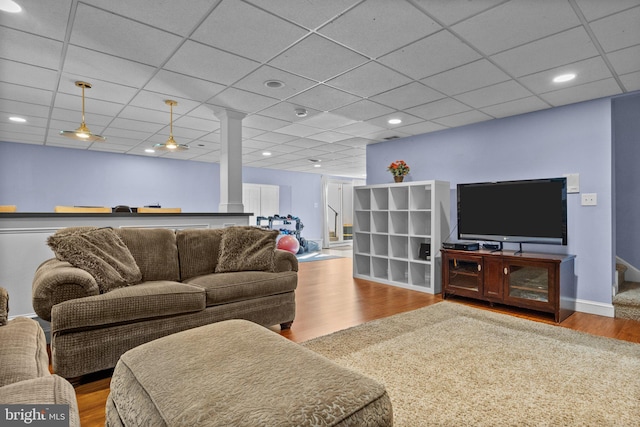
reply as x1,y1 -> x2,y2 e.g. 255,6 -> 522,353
412,0 -> 505,25
575,0 -> 640,21
82,0 -> 216,37
607,45 -> 640,75
0,82 -> 52,106
51,107 -> 112,127
479,96 -> 550,118
0,99 -> 50,118
297,112 -> 357,130
334,121 -> 386,136
242,114 -> 291,131
269,34 -> 367,81
244,139 -> 278,150
318,0 -> 441,58
286,85 -> 361,112
245,0 -> 359,30
362,129 -> 410,140
330,100 -> 395,121
327,62 -> 412,97
71,4 -> 183,67
0,131 -> 45,144
366,112 -> 424,129
63,46 -> 156,87
454,80 -> 533,108
282,138 -> 328,149
379,30 -> 481,79
0,0 -> 72,41
58,75 -> 138,104
233,66 -> 316,100
144,70 -> 226,103
118,106 -> 169,124
0,59 -> 58,91
395,121 -> 447,135
164,41 -> 260,85
252,132 -> 299,144
128,91 -> 199,114
589,7 -> 640,52
0,117 -> 48,130
192,1 -> 307,63
307,131 -> 352,143
452,0 -> 580,55
54,93 -> 124,117
539,78 -> 623,107
519,57 -> 614,94
421,59 -> 511,96
101,127 -> 152,141
406,98 -> 472,120
273,123 -> 323,138
370,82 -> 445,110
207,88 -> 279,114
491,27 -> 600,77
258,102 -> 322,123
188,105 -> 219,120
172,116 -> 219,133
108,118 -> 165,133
0,27 -> 62,70
432,110 -> 493,127
620,71 -> 640,91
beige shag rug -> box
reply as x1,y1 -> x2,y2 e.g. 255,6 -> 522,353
302,302 -> 640,426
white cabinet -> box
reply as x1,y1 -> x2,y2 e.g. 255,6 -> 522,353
353,180 -> 450,294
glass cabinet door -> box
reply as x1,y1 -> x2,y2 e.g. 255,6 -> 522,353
506,264 -> 549,302
446,256 -> 482,296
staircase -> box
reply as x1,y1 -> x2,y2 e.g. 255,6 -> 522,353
613,263 -> 640,321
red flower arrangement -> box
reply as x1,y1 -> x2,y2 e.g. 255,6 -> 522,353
387,160 -> 410,177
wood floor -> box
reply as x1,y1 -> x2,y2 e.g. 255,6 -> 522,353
74,257 -> 640,426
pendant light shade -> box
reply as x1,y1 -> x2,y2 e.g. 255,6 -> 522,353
153,100 -> 188,151
60,81 -> 106,142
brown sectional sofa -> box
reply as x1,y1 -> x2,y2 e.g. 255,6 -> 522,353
32,227 -> 298,379
0,287 -> 80,426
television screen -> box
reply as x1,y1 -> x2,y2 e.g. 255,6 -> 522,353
457,178 -> 567,245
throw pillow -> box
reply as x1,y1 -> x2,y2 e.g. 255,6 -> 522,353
47,227 -> 142,293
215,226 -> 279,273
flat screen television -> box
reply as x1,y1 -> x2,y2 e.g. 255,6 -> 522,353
457,178 -> 567,246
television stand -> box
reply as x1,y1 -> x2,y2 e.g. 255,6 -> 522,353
441,248 -> 576,322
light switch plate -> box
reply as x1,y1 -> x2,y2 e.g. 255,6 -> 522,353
581,193 -> 597,206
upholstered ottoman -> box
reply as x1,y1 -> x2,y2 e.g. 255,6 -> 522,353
106,319 -> 392,426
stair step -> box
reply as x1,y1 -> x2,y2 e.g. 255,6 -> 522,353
613,281 -> 640,321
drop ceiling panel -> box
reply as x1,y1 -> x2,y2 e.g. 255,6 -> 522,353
269,34 -> 367,82
367,112 -> 423,129
574,0 -> 640,21
589,7 -> 640,52
432,110 -> 493,127
454,80 -> 533,108
53,93 -> 124,117
258,102 -> 322,123
58,76 -> 138,105
0,82 -> 52,106
144,70 -> 226,103
172,116 -> 220,133
421,59 -> 511,96
620,71 -> 640,91
233,66 -> 316,100
452,0 -> 580,55
297,112 -> 357,130
283,138 -> 329,149
379,30 -> 481,80
242,114 -> 292,132
331,100 -> 395,122
396,121 -> 447,136
406,98 -> 472,120
273,124 -> 323,138
335,121 -> 386,137
251,132 -> 299,144
164,41 -> 260,86
307,131 -> 352,143
412,0 -> 505,25
286,85 -> 361,112
607,45 -> 640,75
63,46 -> 156,87
0,27 -> 62,70
0,0 -> 71,41
207,88 -> 279,114
245,0 -> 359,30
518,57 -> 613,94
108,118 -> 165,133
480,96 -> 550,118
370,82 -> 445,110
70,4 -> 183,67
318,0 -> 441,58
491,27 -> 600,77
0,99 -> 51,118
191,1 -> 307,63
0,59 -> 59,91
327,61 -> 412,97
539,78 -> 622,107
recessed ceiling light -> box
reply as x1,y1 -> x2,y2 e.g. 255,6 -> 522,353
314,164 -> 321,168
145,148 -> 155,153
264,80 -> 285,89
9,116 -> 26,123
0,0 -> 22,13
553,73 -> 576,83
388,118 -> 402,125
262,151 -> 272,156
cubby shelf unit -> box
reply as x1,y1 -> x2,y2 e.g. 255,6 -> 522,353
353,180 -> 451,294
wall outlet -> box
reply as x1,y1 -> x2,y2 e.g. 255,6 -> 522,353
581,193 -> 597,206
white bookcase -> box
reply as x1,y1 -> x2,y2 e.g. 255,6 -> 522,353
353,180 -> 451,294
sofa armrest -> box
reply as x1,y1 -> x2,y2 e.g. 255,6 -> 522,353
0,286 -> 7,326
32,259 -> 100,321
273,249 -> 298,273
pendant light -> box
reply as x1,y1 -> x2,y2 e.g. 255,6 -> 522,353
59,81 -> 106,142
153,100 -> 188,151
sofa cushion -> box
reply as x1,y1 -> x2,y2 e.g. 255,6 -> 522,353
215,226 -> 279,273
0,317 -> 50,388
47,227 -> 142,293
51,282 -> 206,333
115,228 -> 180,282
184,271 -> 298,306
176,228 -> 225,281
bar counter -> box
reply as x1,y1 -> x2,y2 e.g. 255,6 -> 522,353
0,212 -> 251,317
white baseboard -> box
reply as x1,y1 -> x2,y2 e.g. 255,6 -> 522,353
616,256 -> 640,282
575,299 -> 614,318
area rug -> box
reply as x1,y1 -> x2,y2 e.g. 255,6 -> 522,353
302,302 -> 640,426
295,252 -> 345,262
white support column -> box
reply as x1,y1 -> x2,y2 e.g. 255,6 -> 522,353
215,109 -> 246,213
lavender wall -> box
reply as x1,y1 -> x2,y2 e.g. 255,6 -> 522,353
368,98 -> 613,307
0,142 -> 324,240
613,93 -> 640,270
